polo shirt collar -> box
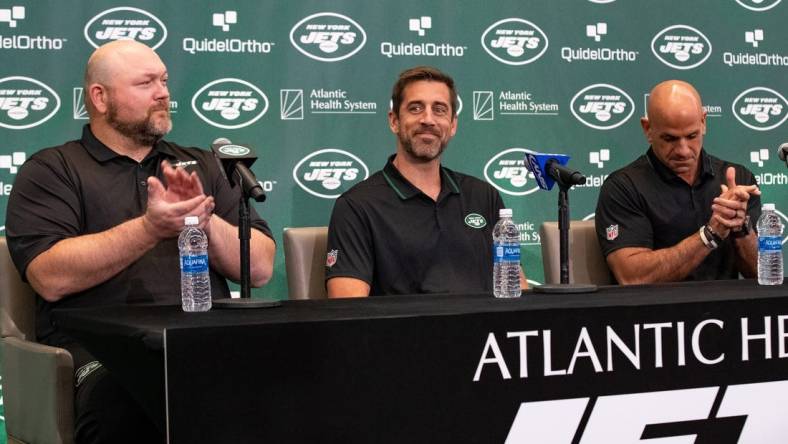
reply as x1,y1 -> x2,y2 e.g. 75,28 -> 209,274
381,154 -> 461,200
80,124 -> 177,163
646,146 -> 715,185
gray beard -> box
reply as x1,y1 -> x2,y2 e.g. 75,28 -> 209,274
106,102 -> 171,147
398,133 -> 447,162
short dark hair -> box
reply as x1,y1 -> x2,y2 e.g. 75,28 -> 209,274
391,66 -> 457,118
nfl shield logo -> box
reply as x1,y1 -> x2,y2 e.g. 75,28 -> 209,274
326,249 -> 338,267
606,224 -> 619,241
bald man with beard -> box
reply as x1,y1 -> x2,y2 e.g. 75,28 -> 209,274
6,40 -> 275,443
595,80 -> 760,284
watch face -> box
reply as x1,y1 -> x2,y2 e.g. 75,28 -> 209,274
732,215 -> 750,238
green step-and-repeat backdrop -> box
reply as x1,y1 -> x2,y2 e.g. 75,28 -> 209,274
0,0 -> 786,438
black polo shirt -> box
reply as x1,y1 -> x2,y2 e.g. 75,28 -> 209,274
6,125 -> 273,351
326,155 -> 505,295
595,147 -> 760,281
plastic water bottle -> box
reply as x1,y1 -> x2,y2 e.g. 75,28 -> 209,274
179,216 -> 211,311
757,203 -> 784,285
493,208 -> 521,298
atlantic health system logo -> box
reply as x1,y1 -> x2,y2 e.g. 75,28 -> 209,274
481,18 -> 549,66
289,12 -> 366,62
0,76 -> 60,129
472,90 -> 558,121
191,78 -> 269,129
84,7 -> 167,49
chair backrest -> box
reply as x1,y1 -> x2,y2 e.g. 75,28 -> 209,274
0,237 -> 36,341
539,220 -> 613,285
283,227 -> 328,300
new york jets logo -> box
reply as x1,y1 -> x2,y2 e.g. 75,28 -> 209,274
290,12 -> 367,62
218,145 -> 251,156
735,0 -> 782,11
0,76 -> 61,130
570,84 -> 634,130
651,25 -> 712,70
484,148 -> 539,196
481,18 -> 549,66
293,149 -> 369,199
465,213 -> 487,229
191,78 -> 269,129
84,7 -> 168,49
732,87 -> 788,131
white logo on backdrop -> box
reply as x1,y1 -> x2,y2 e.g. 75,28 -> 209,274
589,149 -> 610,168
732,86 -> 788,131
0,6 -> 24,27
481,18 -> 549,66
73,88 -> 88,120
570,83 -> 635,130
191,78 -> 269,129
83,7 -> 168,49
182,12 -> 273,55
745,29 -> 764,48
586,23 -> 607,42
473,90 -> 559,120
289,12 -> 367,62
409,16 -> 431,36
380,16 -> 466,58
213,11 -> 237,32
292,149 -> 369,199
735,0 -> 782,11
0,76 -> 61,130
483,148 -> 540,196
473,91 -> 494,121
750,149 -> 770,167
651,24 -> 712,70
280,89 -> 304,120
0,152 -> 25,174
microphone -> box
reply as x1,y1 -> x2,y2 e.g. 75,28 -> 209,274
779,142 -> 787,164
523,149 -> 587,190
211,138 -> 266,202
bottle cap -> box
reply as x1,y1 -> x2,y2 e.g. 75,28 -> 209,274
184,216 -> 199,226
499,208 -> 513,218
762,203 -> 775,211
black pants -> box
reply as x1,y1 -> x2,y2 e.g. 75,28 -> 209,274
73,353 -> 164,444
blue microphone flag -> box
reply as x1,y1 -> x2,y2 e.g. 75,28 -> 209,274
522,149 -> 571,191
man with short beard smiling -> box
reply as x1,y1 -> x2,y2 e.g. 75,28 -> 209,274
326,66 -> 527,298
6,40 -> 275,443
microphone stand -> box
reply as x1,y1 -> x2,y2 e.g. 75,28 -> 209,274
213,168 -> 281,309
239,193 -> 252,298
534,178 -> 598,294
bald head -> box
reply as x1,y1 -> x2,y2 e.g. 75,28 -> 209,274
84,40 -> 166,116
646,80 -> 704,123
641,80 -> 707,184
85,40 -> 161,88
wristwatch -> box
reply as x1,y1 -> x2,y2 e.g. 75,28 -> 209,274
731,215 -> 751,239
